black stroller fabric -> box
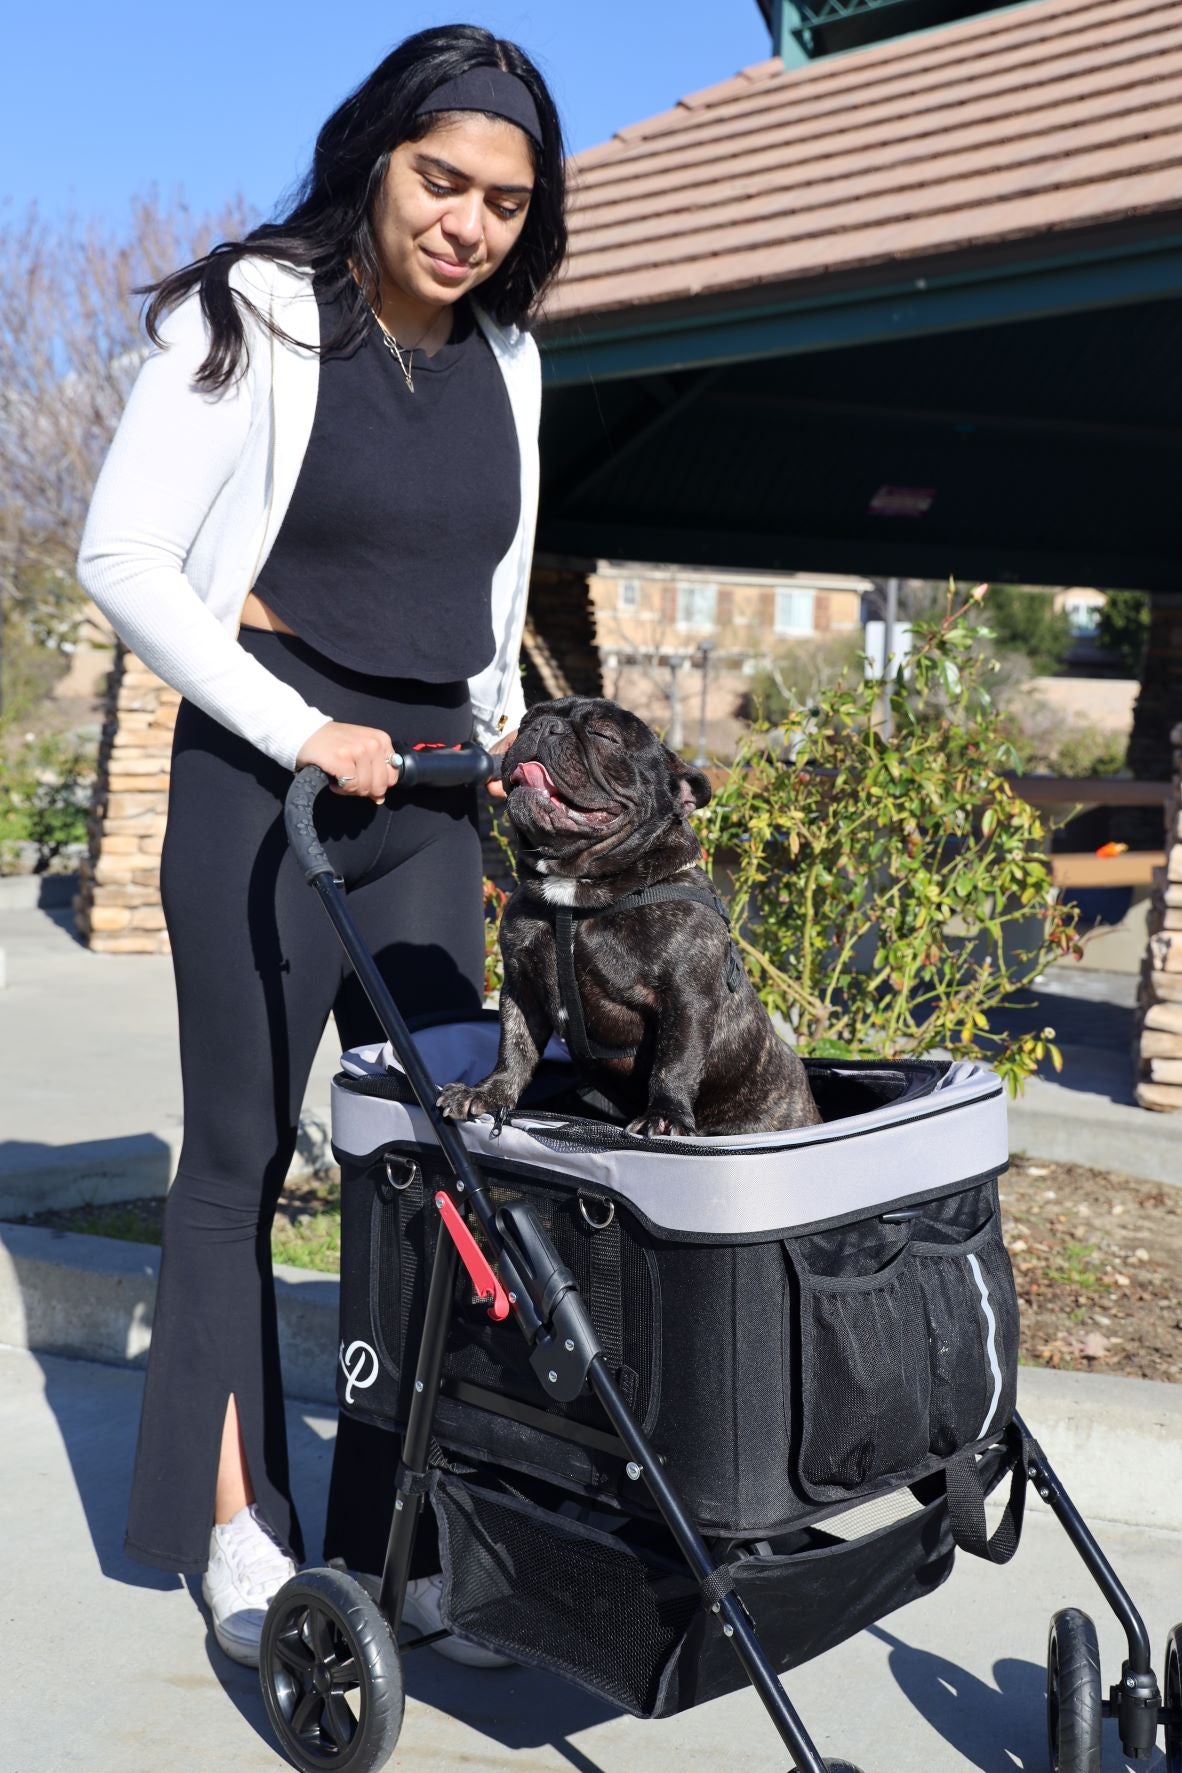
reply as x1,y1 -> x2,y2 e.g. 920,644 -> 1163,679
333,1030 -> 1018,1539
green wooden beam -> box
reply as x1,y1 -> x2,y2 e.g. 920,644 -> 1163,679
538,236 -> 1182,387
773,0 -> 811,64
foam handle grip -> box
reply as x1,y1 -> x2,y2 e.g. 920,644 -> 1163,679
284,764 -> 335,883
395,743 -> 496,789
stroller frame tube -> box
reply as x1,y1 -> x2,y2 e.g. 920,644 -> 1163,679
1015,1412 -> 1162,1756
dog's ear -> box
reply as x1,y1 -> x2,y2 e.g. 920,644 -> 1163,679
662,746 -> 712,815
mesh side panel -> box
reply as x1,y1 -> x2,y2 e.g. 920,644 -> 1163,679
434,1477 -> 699,1716
362,1151 -> 658,1433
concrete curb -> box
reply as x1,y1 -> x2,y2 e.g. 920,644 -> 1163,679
1,1219 -> 1178,1533
1009,1079 -> 1182,1187
0,1221 -> 338,1407
0,1108 -> 334,1219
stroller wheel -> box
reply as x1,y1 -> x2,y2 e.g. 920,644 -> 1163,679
260,1567 -> 403,1773
1165,1624 -> 1182,1773
825,1763 -> 866,1771
1046,1608 -> 1102,1773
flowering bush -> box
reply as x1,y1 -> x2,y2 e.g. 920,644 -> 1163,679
698,583 -> 1082,1095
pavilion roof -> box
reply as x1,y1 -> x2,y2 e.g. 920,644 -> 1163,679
543,0 -> 1182,325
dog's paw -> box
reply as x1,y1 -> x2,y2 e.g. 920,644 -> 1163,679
626,1109 -> 696,1139
435,1081 -> 510,1121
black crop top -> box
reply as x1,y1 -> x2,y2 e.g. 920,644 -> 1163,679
249,275 -> 521,680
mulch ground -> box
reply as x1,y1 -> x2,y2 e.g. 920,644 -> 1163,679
19,1159 -> 1182,1384
999,1158 -> 1182,1385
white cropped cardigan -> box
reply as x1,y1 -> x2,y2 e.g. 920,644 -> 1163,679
76,255 -> 541,772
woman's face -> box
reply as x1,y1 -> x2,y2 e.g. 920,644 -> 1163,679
374,114 -> 535,309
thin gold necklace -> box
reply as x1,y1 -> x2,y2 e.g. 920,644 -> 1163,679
371,310 -> 440,394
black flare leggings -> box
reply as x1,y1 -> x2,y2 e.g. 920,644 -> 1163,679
125,626 -> 484,1575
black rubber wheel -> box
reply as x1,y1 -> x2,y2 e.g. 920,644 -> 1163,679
1165,1623 -> 1182,1773
1047,1608 -> 1103,1773
260,1567 -> 403,1773
825,1763 -> 866,1771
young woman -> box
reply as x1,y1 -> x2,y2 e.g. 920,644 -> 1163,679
76,23 -> 566,1667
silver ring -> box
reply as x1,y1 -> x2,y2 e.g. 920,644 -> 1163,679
385,751 -> 400,768
577,1192 -> 615,1231
336,773 -> 356,787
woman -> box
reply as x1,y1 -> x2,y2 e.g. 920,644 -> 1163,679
76,23 -> 566,1667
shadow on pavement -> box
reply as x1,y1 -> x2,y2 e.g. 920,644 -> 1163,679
401,1650 -> 617,1772
986,974 -> 1136,1103
870,1623 -> 1047,1771
31,1353 -> 343,1754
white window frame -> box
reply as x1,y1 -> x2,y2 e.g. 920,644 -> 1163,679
676,581 -> 717,628
774,588 -> 816,636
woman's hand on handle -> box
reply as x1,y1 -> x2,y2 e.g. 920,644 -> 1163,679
295,722 -> 400,801
485,729 -> 518,802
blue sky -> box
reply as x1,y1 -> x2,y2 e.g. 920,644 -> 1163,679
2,3 -> 773,229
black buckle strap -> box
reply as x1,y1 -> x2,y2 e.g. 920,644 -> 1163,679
554,905 -> 636,1064
552,881 -> 743,1067
945,1422 -> 1028,1565
700,1564 -> 737,1609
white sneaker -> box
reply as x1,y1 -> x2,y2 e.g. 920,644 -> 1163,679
401,1572 -> 514,1670
201,1503 -> 298,1667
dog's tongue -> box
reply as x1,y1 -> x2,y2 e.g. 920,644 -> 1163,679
511,760 -> 557,793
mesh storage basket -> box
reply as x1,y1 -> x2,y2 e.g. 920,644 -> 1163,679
426,1449 -> 1012,1717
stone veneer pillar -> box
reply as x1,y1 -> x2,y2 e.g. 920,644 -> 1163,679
75,644 -> 177,954
1134,719 -> 1182,1111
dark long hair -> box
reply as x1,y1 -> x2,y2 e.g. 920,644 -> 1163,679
140,24 -> 567,392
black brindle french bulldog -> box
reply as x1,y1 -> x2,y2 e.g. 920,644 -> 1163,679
436,697 -> 821,1138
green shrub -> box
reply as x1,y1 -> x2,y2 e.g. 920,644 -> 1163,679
698,584 -> 1081,1095
0,731 -> 95,872
744,632 -> 866,725
1096,590 -> 1150,676
1000,715 -> 1128,781
971,584 -> 1072,675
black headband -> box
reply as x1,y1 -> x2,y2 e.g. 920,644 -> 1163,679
414,67 -> 543,149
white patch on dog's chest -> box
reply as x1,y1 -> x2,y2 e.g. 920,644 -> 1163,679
540,877 -> 580,906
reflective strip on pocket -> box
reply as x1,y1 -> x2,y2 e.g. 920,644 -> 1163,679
966,1251 -> 1003,1439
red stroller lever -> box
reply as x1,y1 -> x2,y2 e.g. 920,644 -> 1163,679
434,1190 -> 510,1322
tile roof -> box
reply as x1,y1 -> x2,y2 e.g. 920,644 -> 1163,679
543,0 -> 1182,324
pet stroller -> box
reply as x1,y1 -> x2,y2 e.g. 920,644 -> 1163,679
260,754 -> 1180,1773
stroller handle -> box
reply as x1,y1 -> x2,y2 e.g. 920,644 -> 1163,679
284,743 -> 496,883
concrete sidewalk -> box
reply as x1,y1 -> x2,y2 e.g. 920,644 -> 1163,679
0,887 -> 343,1212
4,1343 -> 1178,1773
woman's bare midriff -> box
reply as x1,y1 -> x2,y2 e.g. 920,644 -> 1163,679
239,591 -> 299,635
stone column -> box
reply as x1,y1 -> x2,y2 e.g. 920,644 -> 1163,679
1134,720 -> 1182,1110
522,554 -> 603,701
74,645 -> 177,953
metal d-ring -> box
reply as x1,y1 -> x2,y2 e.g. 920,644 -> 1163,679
383,1153 -> 418,1193
577,1192 -> 615,1231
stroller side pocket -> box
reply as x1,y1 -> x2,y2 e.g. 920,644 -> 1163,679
786,1182 -> 1019,1503
791,1245 -> 932,1498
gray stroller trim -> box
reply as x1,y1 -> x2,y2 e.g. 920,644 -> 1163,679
334,1021 -> 1008,1240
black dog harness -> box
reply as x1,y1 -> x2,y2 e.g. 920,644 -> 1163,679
549,881 -> 744,1065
